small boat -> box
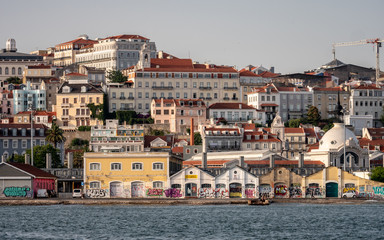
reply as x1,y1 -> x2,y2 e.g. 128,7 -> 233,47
248,199 -> 270,205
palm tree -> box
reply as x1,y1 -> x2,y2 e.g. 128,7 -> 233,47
46,121 -> 66,148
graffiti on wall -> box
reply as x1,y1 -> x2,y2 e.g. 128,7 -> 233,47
3,187 -> 31,197
259,185 -> 273,198
215,188 -> 229,198
343,187 -> 356,193
199,188 -> 215,198
373,186 -> 384,198
289,184 -> 302,198
245,189 -> 256,198
86,189 -> 108,198
165,188 -> 183,198
305,187 -> 325,198
146,188 -> 164,197
274,185 -> 288,198
131,184 -> 145,197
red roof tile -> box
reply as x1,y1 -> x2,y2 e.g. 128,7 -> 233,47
102,34 -> 149,41
209,103 -> 255,110
8,162 -> 57,179
260,103 -> 278,107
284,128 -> 305,134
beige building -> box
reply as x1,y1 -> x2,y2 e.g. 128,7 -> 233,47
151,98 -> 207,133
55,80 -> 104,129
313,87 -> 349,120
23,64 -> 55,89
123,55 -> 240,114
106,82 -> 135,112
54,36 -> 96,67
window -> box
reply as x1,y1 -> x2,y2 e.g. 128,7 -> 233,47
90,182 -> 100,189
201,184 -> 211,188
12,140 -> 18,148
90,163 -> 101,170
153,181 -> 163,188
172,184 -> 181,189
3,140 -> 8,148
153,162 -> 163,170
132,162 -> 143,170
111,163 -> 122,170
22,140 -> 27,149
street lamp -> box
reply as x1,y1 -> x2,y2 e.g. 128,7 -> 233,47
341,107 -> 349,171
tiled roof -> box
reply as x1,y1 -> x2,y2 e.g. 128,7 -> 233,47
239,70 -> 258,77
284,128 -> 305,134
102,34 -> 149,41
366,128 -> 384,139
26,64 -> 51,69
313,87 -> 343,92
172,146 -> 184,154
257,71 -> 279,78
56,38 -> 97,47
183,159 -> 324,167
209,103 -> 255,110
8,163 -> 57,179
354,85 -> 381,90
66,72 -> 87,77
303,128 -> 316,138
57,82 -> 103,94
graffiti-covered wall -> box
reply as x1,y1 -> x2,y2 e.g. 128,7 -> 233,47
0,179 -> 33,198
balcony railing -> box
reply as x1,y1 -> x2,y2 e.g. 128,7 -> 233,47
62,103 -> 70,108
224,87 -> 238,90
223,97 -> 230,100
152,86 -> 173,90
128,96 -> 134,100
120,96 -> 126,100
199,86 -> 212,90
205,97 -> 212,100
231,97 -> 238,100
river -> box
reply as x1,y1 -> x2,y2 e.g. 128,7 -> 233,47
0,203 -> 382,239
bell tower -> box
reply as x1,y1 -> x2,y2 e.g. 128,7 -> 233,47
137,43 -> 151,70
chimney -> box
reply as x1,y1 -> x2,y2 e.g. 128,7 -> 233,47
158,51 -> 164,59
24,154 -> 30,165
202,152 -> 207,169
270,66 -> 275,73
269,154 -> 275,168
299,152 -> 304,168
239,104 -> 242,109
240,156 -> 245,168
190,118 -> 194,145
67,152 -> 73,169
46,153 -> 52,169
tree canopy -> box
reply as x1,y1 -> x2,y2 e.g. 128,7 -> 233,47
107,70 -> 127,83
307,106 -> 321,126
6,76 -> 22,84
9,145 -> 61,168
194,132 -> 202,145
371,167 -> 384,183
46,122 -> 66,148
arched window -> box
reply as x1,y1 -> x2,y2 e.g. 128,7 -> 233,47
5,67 -> 9,75
89,181 -> 100,189
153,181 -> 163,188
132,162 -> 143,170
152,162 -> 163,170
18,67 -> 22,75
111,162 -> 122,170
89,163 -> 101,170
12,67 -> 15,75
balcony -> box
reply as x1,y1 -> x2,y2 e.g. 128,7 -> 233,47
199,86 -> 212,90
152,86 -> 173,90
80,102 -> 87,107
231,97 -> 238,100
205,97 -> 212,100
120,107 -> 134,111
223,97 -> 230,100
167,97 -> 174,99
224,87 -> 238,90
62,103 -> 70,108
120,96 -> 126,100
128,96 -> 134,100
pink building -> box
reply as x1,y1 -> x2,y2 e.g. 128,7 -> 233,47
0,90 -> 13,116
151,98 -> 207,133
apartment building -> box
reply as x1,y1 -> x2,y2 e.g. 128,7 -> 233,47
123,56 -> 240,114
22,64 -> 55,89
208,102 -> 262,124
13,81 -> 46,114
313,87 -> 349,120
75,34 -> 156,71
151,98 -> 207,133
55,80 -> 104,129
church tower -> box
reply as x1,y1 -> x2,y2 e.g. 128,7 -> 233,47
271,112 -> 285,140
137,43 -> 151,70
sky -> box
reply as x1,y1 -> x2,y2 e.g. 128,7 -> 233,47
1,0 -> 384,74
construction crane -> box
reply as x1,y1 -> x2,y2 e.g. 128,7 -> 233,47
332,38 -> 383,85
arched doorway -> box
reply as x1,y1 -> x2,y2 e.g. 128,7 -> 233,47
229,183 -> 242,198
185,183 -> 197,197
110,182 -> 123,197
131,181 -> 145,198
326,182 -> 338,197
274,183 -> 288,198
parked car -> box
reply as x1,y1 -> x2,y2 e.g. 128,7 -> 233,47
342,190 -> 356,198
72,189 -> 83,198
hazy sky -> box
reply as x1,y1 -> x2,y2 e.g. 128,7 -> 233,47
1,0 -> 384,74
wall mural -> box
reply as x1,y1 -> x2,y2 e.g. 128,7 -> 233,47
288,184 -> 302,198
86,189 -> 109,198
274,184 -> 288,198
3,187 -> 31,197
146,188 -> 164,197
165,188 -> 183,198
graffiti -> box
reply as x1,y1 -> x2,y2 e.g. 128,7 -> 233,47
289,186 -> 302,198
274,185 -> 288,197
165,188 -> 183,198
86,189 -> 108,198
343,187 -> 356,193
305,187 -> 325,198
146,188 -> 164,197
215,188 -> 229,198
245,189 -> 256,198
259,185 -> 273,198
3,187 -> 30,197
199,188 -> 215,198
373,186 -> 384,198
131,184 -> 145,197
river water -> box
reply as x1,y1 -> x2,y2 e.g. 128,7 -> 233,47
0,203 -> 382,240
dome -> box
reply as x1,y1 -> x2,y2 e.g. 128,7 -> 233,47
318,123 -> 358,151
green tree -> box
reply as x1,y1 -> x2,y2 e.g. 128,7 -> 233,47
371,167 -> 384,183
194,132 -> 202,145
107,70 -> 127,83
70,138 -> 89,148
307,106 -> 321,126
288,118 -> 302,128
46,122 -> 66,148
73,150 -> 84,168
6,76 -> 22,84
11,145 -> 61,168
322,122 -> 334,132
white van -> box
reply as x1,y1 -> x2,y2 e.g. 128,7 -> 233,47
72,189 -> 82,198
37,189 -> 48,198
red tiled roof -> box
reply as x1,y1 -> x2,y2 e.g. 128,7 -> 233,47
303,128 -> 316,138
239,70 -> 258,77
8,163 -> 57,179
354,85 -> 381,90
26,64 -> 51,69
257,71 -> 279,78
66,72 -> 87,77
284,128 -> 305,134
313,87 -> 343,92
102,34 -> 149,41
56,38 -> 97,47
209,103 -> 255,110
183,159 -> 324,167
172,146 -> 184,154
366,128 -> 384,139
150,58 -> 193,69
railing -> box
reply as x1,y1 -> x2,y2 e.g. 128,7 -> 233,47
80,103 -> 87,107
224,87 -> 238,90
62,103 -> 70,108
199,86 -> 212,90
152,86 -> 173,90
205,97 -> 212,100
120,96 -> 126,100
231,97 -> 238,100
223,97 -> 230,100
43,168 -> 83,180
128,96 -> 134,100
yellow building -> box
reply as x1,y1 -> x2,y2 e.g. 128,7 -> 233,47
55,81 -> 104,129
83,152 -> 183,198
304,166 -> 384,198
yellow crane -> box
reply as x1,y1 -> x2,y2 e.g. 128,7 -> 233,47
332,38 -> 383,84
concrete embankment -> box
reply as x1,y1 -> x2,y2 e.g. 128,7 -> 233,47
0,198 -> 382,206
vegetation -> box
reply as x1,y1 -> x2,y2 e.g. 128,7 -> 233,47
322,122 -> 334,132
6,76 -> 22,84
107,70 -> 127,83
116,111 -> 153,125
70,138 -> 89,148
9,145 -> 61,168
46,121 -> 66,148
371,167 -> 384,183
150,129 -> 165,136
194,132 -> 202,145
216,117 -> 228,125
307,106 -> 321,126
78,126 -> 91,131
87,103 -> 104,120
